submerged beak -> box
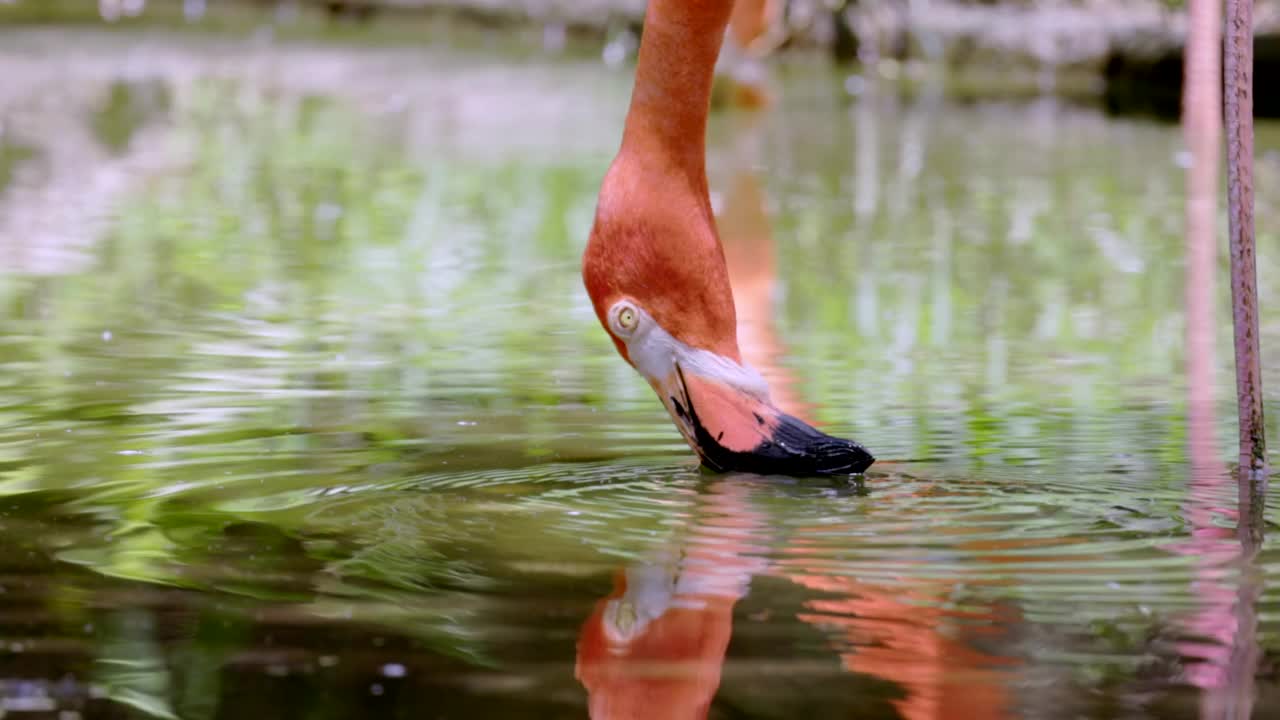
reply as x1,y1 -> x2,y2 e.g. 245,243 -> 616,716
597,300 -> 872,476
650,363 -> 874,477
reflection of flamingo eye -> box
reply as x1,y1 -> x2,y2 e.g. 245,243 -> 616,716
601,599 -> 639,644
615,601 -> 636,632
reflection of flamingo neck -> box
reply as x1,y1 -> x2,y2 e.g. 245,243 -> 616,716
727,0 -> 775,50
720,0 -> 779,109
719,170 -> 813,422
788,569 -> 1017,720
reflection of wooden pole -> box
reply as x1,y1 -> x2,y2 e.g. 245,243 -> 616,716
1183,0 -> 1220,477
1224,0 -> 1266,472
1222,471 -> 1266,719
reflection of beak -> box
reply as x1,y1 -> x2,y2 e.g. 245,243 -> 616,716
651,364 -> 874,476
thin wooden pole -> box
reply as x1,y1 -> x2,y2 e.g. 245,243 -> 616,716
1224,0 -> 1266,473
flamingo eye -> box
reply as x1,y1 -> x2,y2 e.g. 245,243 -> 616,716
610,301 -> 640,337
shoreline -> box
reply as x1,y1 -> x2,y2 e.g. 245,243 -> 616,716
2,0 -> 1277,118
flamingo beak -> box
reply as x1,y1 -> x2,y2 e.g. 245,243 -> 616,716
601,301 -> 873,476
651,363 -> 874,477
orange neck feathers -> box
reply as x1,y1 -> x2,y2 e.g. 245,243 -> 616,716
619,0 -> 735,189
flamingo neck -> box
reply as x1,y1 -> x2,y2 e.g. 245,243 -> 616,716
620,0 -> 733,191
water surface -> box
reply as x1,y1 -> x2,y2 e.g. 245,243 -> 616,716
1,29 -> 1280,719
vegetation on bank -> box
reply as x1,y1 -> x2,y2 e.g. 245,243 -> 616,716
4,0 -> 1279,114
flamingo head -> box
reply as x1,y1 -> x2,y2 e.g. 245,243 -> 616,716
582,159 -> 873,476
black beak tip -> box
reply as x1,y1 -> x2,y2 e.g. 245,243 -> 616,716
808,436 -> 876,476
693,411 -> 875,478
768,412 -> 874,476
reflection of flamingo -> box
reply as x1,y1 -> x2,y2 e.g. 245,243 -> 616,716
575,479 -> 1022,720
717,0 -> 783,109
781,551 -> 1019,720
716,117 -> 813,423
715,58 -> 1022,720
575,481 -> 767,720
581,0 -> 873,476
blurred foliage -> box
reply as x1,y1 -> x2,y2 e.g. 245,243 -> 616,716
0,0 -> 608,57
91,79 -> 173,155
0,136 -> 36,194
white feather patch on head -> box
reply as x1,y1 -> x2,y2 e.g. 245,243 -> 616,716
607,300 -> 770,402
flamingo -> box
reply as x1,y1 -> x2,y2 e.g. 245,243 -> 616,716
581,0 -> 874,476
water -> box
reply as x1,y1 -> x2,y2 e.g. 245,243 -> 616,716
1,28 -> 1280,719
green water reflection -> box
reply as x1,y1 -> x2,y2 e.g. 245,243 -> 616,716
0,30 -> 1279,719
